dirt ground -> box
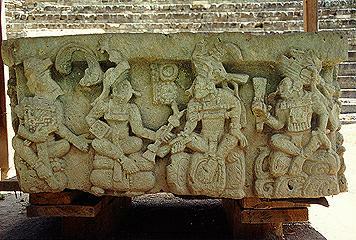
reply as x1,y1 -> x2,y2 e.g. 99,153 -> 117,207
0,124 -> 355,240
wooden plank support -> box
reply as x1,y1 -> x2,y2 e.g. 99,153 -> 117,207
0,176 -> 20,191
303,0 -> 318,32
27,197 -> 105,218
27,191 -> 131,218
0,0 -> 9,180
239,197 -> 310,209
240,208 -> 308,224
222,198 -> 309,239
29,190 -> 86,205
27,191 -> 131,239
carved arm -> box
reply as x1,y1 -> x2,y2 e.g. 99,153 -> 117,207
17,125 -> 47,143
228,102 -> 247,147
85,101 -> 108,127
312,95 -> 329,132
129,104 -> 156,140
252,101 -> 285,131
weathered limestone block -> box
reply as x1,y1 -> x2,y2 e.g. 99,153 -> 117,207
2,32 -> 348,199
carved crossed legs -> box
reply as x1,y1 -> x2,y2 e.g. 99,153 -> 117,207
90,137 -> 155,195
13,136 -> 70,191
270,132 -> 340,177
168,132 -> 245,198
270,133 -> 305,177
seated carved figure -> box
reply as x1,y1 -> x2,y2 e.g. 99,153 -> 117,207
167,42 -> 248,198
253,76 -> 341,197
13,58 -> 88,192
86,50 -> 164,195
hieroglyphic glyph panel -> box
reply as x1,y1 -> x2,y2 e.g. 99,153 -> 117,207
2,33 -> 348,199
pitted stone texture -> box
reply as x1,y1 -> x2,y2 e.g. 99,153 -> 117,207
2,32 -> 348,199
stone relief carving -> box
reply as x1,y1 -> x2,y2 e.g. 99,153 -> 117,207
166,41 -> 248,198
252,49 -> 343,198
3,33 -> 348,199
13,57 -> 89,192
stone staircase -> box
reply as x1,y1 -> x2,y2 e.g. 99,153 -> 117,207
4,0 -> 356,121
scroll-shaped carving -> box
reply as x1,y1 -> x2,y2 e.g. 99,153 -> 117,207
151,62 -> 179,105
55,42 -> 103,87
252,49 -> 344,198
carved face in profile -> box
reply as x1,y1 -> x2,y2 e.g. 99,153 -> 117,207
108,49 -> 125,64
278,78 -> 293,99
278,77 -> 304,99
111,79 -> 133,103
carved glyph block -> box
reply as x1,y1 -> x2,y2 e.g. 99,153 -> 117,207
2,32 -> 348,199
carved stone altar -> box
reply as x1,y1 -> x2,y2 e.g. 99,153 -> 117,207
2,32 -> 348,199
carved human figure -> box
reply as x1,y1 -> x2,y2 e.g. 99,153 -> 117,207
13,57 -> 89,192
252,55 -> 341,197
86,48 -> 165,195
254,77 -> 339,174
317,66 -> 342,148
167,42 -> 247,198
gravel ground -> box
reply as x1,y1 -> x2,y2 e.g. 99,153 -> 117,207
1,124 -> 355,240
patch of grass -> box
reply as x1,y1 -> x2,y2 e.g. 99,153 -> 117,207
0,193 -> 5,200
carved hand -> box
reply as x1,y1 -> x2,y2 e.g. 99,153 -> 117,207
161,131 -> 175,143
121,157 -> 139,175
314,128 -> 332,150
231,129 -> 248,148
156,127 -> 175,143
171,137 -> 186,153
251,101 -> 269,120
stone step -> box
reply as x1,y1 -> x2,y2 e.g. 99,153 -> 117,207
320,0 -> 356,8
340,98 -> 356,113
6,2 -> 306,13
339,62 -> 356,76
342,105 -> 356,114
13,11 -> 304,23
8,0 -> 355,13
319,8 -> 355,19
340,113 -> 356,124
7,5 -> 355,18
341,89 -> 356,98
9,7 -> 353,22
338,76 -> 356,89
348,50 -> 356,61
5,20 -> 355,42
8,13 -> 354,34
319,19 -> 356,29
9,21 -> 305,31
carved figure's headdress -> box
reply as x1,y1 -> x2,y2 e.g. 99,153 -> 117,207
278,49 -> 322,85
24,57 -> 64,101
